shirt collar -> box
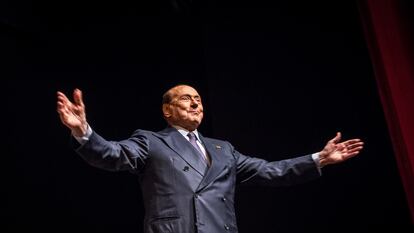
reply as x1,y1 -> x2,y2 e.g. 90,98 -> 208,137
171,125 -> 201,141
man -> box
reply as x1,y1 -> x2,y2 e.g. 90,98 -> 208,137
57,85 -> 364,233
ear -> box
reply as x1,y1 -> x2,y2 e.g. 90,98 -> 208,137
162,104 -> 172,118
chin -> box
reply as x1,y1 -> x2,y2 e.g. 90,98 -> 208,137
189,116 -> 201,123
189,122 -> 201,130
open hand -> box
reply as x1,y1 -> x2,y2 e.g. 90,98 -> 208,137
319,132 -> 364,167
56,89 -> 88,137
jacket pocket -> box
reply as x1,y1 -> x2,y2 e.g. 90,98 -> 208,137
148,216 -> 182,233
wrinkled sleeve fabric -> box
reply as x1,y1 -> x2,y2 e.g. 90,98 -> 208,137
73,129 -> 149,172
231,143 -> 321,187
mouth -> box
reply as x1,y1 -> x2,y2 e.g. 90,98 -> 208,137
188,110 -> 200,115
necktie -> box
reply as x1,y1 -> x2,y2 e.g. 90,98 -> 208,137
187,132 -> 210,167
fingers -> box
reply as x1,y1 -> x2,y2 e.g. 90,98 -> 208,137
346,144 -> 363,156
57,91 -> 71,105
344,140 -> 364,152
330,133 -> 364,147
57,101 -> 70,115
342,141 -> 364,160
347,146 -> 363,155
338,141 -> 363,152
73,88 -> 84,107
347,141 -> 364,148
344,139 -> 362,144
56,89 -> 84,113
56,89 -> 87,130
57,91 -> 71,113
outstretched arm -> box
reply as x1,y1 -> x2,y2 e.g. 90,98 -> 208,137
57,88 -> 88,137
57,89 -> 148,172
318,132 -> 364,167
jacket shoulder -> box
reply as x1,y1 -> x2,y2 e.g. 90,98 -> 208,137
131,129 -> 174,138
130,129 -> 157,138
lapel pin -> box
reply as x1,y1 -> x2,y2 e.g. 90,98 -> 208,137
215,145 -> 222,149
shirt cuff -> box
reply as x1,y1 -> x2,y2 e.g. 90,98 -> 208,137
72,124 -> 92,145
312,152 -> 322,175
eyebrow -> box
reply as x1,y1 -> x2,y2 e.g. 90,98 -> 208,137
179,94 -> 201,98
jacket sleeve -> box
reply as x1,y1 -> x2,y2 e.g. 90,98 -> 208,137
232,143 -> 321,187
73,129 -> 149,172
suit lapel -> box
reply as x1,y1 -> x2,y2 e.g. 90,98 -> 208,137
154,127 -> 207,176
196,134 -> 229,191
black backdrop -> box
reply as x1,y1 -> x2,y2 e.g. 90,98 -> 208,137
3,0 -> 413,232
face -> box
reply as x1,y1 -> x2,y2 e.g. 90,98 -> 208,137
163,85 -> 204,131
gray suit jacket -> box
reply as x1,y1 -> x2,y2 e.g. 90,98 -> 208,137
75,127 -> 320,233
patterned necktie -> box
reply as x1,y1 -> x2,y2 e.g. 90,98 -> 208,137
187,132 -> 210,167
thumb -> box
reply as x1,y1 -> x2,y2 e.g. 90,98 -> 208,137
332,132 -> 341,143
73,88 -> 84,107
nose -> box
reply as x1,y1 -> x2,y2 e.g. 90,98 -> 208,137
190,102 -> 198,108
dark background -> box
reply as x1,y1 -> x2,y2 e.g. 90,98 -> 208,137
3,0 -> 413,232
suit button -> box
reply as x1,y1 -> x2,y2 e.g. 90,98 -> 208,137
221,197 -> 226,202
224,224 -> 230,231
183,166 -> 189,172
195,194 -> 199,199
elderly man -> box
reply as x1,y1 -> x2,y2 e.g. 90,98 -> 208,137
57,85 -> 363,233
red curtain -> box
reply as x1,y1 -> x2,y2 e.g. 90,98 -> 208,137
359,0 -> 414,223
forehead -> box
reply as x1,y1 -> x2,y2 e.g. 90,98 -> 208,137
172,86 -> 200,97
